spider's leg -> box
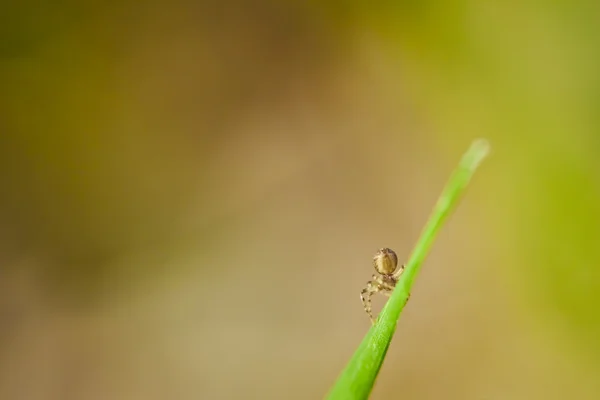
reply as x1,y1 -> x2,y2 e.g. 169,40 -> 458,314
360,274 -> 384,325
392,263 -> 406,280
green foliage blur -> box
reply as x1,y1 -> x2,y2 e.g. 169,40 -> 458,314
1,1 -> 600,399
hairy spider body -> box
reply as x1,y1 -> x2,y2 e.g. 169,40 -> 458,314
360,248 -> 405,324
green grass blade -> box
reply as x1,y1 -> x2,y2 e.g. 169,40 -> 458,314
326,139 -> 490,400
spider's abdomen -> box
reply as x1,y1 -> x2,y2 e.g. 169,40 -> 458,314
373,248 -> 398,275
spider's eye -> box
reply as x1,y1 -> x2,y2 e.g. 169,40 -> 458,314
373,248 -> 398,275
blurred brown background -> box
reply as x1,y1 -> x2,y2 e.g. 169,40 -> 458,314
1,1 -> 600,399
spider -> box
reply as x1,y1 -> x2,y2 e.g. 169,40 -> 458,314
360,248 -> 406,324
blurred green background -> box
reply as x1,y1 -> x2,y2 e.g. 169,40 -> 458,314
1,1 -> 600,399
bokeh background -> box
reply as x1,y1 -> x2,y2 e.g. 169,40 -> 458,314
1,1 -> 600,399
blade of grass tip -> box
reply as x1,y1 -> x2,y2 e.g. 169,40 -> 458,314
326,139 -> 490,400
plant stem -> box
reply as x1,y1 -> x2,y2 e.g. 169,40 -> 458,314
326,139 -> 490,400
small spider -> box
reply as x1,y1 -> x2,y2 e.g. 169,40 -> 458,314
360,248 -> 406,324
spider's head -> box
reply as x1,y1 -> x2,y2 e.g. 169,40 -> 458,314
373,248 -> 398,275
